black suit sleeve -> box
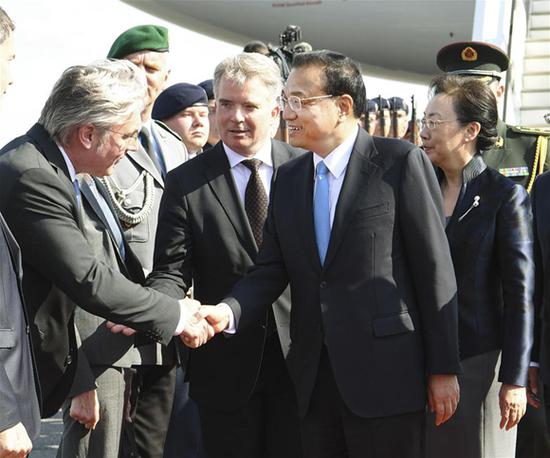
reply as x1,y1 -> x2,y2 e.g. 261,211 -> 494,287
146,173 -> 193,298
5,167 -> 180,345
496,184 -> 534,386
399,147 -> 461,375
531,180 -> 542,365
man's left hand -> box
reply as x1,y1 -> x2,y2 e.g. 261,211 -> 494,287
499,384 -> 527,430
427,374 -> 460,426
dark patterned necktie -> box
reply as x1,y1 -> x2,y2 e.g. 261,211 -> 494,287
242,159 -> 268,248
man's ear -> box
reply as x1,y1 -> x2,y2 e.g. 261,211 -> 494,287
337,94 -> 354,119
77,124 -> 96,149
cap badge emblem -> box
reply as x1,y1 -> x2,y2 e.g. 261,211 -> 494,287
461,46 -> 478,62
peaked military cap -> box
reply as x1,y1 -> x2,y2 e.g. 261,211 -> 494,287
198,79 -> 214,100
365,99 -> 377,114
369,97 -> 390,111
108,25 -> 169,59
436,41 -> 509,79
152,83 -> 208,121
388,96 -> 409,114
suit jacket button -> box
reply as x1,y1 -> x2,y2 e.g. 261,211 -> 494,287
65,354 -> 73,366
320,281 -> 327,289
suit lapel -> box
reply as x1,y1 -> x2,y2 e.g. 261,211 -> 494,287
79,178 -> 128,274
126,145 -> 164,188
324,130 -> 379,269
204,143 -> 257,257
0,213 -> 22,279
153,121 -> 188,171
26,124 -> 85,230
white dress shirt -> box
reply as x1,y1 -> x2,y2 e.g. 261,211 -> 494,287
312,125 -> 359,227
223,140 -> 274,205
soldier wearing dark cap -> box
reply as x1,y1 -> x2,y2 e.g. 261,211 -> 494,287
438,40 -> 550,458
83,24 -> 188,458
198,79 -> 220,149
370,96 -> 391,137
437,41 -> 550,192
359,99 -> 377,135
388,96 -> 410,139
153,83 -> 210,159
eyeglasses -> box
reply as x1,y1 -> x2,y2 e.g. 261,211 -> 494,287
103,128 -> 140,144
420,118 -> 459,130
280,94 -> 334,112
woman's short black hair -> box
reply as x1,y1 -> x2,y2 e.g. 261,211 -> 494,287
292,50 -> 366,118
429,74 -> 498,153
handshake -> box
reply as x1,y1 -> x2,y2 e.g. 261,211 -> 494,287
107,298 -> 233,348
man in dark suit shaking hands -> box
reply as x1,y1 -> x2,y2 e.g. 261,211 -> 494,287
203,50 -> 462,458
147,52 -> 302,458
0,59 -> 211,432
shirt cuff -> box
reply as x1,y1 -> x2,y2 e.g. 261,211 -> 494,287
173,299 -> 190,335
530,361 -> 540,368
218,303 -> 236,334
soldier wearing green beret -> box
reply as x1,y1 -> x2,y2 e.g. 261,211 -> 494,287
437,40 -> 550,458
437,41 -> 550,193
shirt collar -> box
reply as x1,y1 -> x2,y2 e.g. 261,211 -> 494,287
312,125 -> 359,178
57,144 -> 77,182
223,140 -> 273,169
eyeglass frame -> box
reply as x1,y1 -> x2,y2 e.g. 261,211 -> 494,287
101,127 -> 140,144
279,94 -> 335,112
420,118 -> 461,130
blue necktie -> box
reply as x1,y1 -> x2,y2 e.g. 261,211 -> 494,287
314,161 -> 330,265
72,178 -> 81,208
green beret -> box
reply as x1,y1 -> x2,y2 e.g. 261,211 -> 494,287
108,25 -> 169,59
436,41 -> 509,79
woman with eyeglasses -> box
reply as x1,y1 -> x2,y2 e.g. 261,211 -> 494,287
421,74 -> 535,458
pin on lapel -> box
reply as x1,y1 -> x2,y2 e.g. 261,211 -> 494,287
458,195 -> 480,222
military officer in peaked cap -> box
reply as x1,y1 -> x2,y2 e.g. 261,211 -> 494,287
437,41 -> 550,193
438,40 -> 550,458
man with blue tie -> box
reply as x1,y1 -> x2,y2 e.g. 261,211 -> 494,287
203,50 -> 462,458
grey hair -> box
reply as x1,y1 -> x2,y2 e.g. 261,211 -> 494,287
213,53 -> 282,102
0,7 -> 14,44
39,59 -> 147,144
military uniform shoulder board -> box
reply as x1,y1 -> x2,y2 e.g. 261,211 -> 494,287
509,125 -> 550,136
153,120 -> 183,141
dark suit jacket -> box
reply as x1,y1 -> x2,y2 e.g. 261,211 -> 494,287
146,140 -> 302,411
532,171 -> 550,385
443,156 -> 534,387
68,177 -> 161,398
225,128 -> 461,418
0,213 -> 41,439
0,124 -> 181,416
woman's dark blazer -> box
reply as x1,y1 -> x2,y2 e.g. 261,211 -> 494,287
443,155 -> 534,387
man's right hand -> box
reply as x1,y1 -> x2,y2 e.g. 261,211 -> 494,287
69,389 -> 100,430
179,298 -> 215,348
0,422 -> 32,458
427,374 -> 460,426
200,305 -> 231,333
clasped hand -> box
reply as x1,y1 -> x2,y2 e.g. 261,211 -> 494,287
106,299 -> 231,349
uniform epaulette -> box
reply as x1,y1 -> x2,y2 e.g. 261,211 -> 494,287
509,125 -> 550,136
153,119 -> 183,141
